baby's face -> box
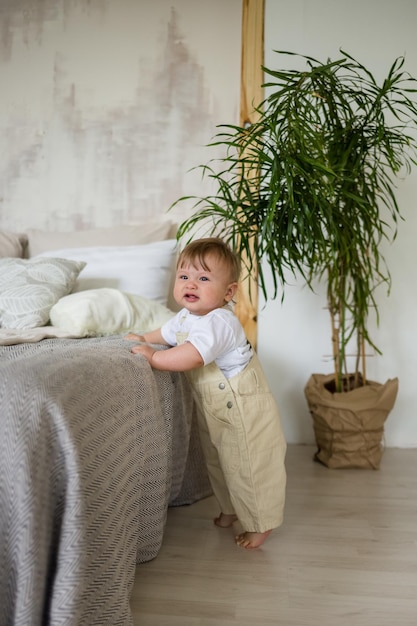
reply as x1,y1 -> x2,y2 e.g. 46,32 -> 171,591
173,253 -> 237,316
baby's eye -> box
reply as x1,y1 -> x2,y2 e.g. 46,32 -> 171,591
179,274 -> 188,280
199,276 -> 209,282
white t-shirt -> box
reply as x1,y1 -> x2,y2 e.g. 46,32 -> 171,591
161,306 -> 253,379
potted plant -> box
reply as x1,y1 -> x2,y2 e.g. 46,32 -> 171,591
172,50 -> 417,469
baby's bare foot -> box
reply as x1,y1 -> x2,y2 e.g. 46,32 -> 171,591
213,512 -> 238,528
235,530 -> 272,549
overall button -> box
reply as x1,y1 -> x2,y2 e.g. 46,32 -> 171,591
219,382 -> 225,390
226,401 -> 233,409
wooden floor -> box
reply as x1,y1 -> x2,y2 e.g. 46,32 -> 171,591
131,445 -> 417,626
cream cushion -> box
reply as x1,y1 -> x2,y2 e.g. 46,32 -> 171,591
50,288 -> 174,336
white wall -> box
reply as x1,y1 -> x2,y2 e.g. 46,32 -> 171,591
259,0 -> 417,447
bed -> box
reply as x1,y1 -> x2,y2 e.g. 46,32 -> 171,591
0,224 -> 211,626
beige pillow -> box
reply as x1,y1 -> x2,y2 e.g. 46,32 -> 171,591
50,288 -> 174,336
26,221 -> 175,257
0,230 -> 28,258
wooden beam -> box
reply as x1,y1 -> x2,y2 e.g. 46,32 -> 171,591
235,0 -> 264,349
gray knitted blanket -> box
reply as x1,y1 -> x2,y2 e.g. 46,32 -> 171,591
0,335 -> 211,626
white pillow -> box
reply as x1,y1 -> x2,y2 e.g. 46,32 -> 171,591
0,257 -> 86,329
37,239 -> 178,306
26,221 -> 174,257
50,288 -> 174,336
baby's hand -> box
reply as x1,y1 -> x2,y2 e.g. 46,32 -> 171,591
124,332 -> 146,342
131,344 -> 155,364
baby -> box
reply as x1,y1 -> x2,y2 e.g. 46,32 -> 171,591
126,237 -> 286,549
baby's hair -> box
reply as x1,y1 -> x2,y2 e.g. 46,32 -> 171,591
177,237 -> 241,283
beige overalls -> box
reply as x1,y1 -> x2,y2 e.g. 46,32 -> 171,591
181,331 -> 287,533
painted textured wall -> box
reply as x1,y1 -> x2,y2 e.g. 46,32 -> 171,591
0,0 -> 241,231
